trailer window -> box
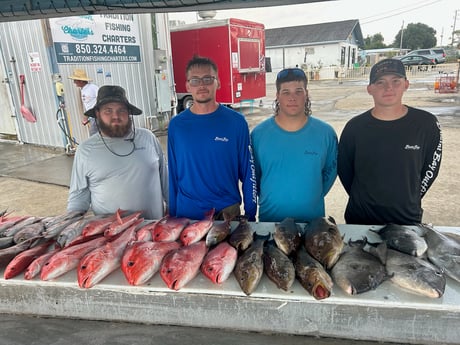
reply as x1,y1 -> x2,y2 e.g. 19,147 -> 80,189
238,38 -> 261,73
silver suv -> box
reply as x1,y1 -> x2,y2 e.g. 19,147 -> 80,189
406,49 -> 445,64
431,48 -> 446,64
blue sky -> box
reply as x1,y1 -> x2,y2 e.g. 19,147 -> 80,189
168,0 -> 459,46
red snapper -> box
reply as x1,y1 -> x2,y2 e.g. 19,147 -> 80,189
77,224 -> 137,288
122,240 -> 181,286
160,241 -> 208,290
180,209 -> 215,246
201,241 -> 237,284
152,216 -> 190,242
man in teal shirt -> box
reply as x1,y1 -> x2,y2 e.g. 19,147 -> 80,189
251,68 -> 337,222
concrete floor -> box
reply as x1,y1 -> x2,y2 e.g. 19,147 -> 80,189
0,314 -> 399,345
0,141 -> 73,187
1,76 -> 458,345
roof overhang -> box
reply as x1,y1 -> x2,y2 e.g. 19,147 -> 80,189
0,0 -> 331,23
267,40 -> 346,49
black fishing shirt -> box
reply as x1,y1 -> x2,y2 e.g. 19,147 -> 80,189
338,106 -> 442,225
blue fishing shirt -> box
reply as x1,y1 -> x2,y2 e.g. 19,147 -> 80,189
168,105 -> 257,221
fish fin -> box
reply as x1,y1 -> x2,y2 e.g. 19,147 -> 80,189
236,215 -> 248,222
327,215 -> 336,224
0,208 -> 11,219
266,239 -> 276,247
348,237 -> 367,247
205,208 -> 216,220
134,218 -> 145,230
115,209 -> 124,224
415,223 -> 433,237
367,241 -> 387,264
366,239 -> 382,246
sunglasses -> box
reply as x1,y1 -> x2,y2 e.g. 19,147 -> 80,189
277,68 -> 306,80
187,76 -> 217,87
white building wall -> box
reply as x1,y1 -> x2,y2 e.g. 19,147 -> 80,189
0,14 -> 171,150
267,43 -> 357,73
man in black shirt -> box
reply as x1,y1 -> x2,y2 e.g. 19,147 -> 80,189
337,58 -> 442,225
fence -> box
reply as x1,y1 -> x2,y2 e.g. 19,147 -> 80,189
266,63 -> 460,83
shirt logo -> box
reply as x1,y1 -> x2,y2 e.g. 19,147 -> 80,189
304,150 -> 318,155
405,144 -> 420,150
214,136 -> 229,142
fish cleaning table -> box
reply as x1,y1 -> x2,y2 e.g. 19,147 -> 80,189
0,224 -> 459,345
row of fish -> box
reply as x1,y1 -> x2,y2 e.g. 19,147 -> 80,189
1,208 -> 459,300
231,217 -> 460,299
331,222 -> 460,299
0,209 -> 335,295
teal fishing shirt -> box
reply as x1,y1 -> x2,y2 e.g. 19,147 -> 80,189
251,116 -> 338,223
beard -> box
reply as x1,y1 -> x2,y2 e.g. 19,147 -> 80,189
97,117 -> 132,138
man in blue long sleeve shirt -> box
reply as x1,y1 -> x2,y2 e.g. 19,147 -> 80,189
168,56 -> 257,221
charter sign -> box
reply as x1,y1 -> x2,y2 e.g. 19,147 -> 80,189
50,15 -> 141,64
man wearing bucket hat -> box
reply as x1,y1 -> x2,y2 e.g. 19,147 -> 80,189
67,85 -> 168,220
68,68 -> 99,135
338,58 -> 442,225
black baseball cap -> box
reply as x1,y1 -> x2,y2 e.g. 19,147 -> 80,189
369,59 -> 406,85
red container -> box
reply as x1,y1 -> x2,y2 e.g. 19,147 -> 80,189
434,75 -> 458,94
170,18 -> 266,110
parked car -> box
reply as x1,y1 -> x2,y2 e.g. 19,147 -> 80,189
394,55 -> 436,71
406,49 -> 444,64
431,48 -> 447,64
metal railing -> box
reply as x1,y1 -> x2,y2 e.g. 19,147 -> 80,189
266,63 -> 459,83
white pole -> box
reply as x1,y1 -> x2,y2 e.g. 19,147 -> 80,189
399,20 -> 404,55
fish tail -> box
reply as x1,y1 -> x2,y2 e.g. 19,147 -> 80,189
253,232 -> 270,243
205,208 -> 216,220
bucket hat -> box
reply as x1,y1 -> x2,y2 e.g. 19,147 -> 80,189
84,85 -> 142,118
68,69 -> 92,81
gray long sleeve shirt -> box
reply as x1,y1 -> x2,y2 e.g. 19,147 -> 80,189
67,128 -> 168,220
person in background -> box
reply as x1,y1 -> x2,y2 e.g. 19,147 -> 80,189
251,67 -> 337,223
167,55 -> 257,221
67,85 -> 168,220
68,68 -> 99,136
338,58 -> 442,225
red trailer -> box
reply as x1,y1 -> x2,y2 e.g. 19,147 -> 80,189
170,18 -> 266,111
